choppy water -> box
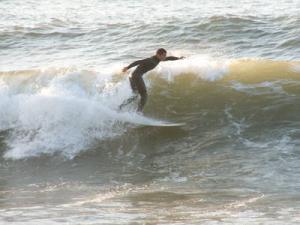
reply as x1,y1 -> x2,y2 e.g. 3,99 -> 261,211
1,0 -> 300,224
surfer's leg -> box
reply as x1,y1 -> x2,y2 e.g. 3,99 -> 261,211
129,77 -> 137,92
119,77 -> 138,110
136,77 -> 148,112
119,94 -> 138,110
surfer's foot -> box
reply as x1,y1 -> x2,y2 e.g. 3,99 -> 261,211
136,109 -> 144,115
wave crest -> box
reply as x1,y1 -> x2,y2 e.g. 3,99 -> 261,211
1,57 -> 299,159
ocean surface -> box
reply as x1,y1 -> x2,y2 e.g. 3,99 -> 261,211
1,0 -> 300,224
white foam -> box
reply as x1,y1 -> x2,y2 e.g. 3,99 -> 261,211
224,106 -> 249,136
230,80 -> 290,96
153,55 -> 230,81
0,69 -> 164,159
291,64 -> 300,73
242,134 -> 295,153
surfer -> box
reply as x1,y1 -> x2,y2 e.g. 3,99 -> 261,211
120,48 -> 184,112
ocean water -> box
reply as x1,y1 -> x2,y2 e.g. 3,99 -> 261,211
1,0 -> 300,224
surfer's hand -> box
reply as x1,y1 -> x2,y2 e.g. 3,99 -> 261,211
122,67 -> 128,73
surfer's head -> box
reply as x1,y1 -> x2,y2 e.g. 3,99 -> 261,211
156,48 -> 167,61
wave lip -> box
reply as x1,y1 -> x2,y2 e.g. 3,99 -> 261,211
156,55 -> 230,81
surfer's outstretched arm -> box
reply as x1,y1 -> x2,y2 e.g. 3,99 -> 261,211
122,59 -> 147,72
164,56 -> 185,61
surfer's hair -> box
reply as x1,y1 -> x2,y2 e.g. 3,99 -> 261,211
156,48 -> 167,55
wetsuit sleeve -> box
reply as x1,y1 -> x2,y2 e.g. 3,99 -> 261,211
165,56 -> 180,61
127,59 -> 147,69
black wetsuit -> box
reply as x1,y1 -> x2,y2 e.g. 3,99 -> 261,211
120,55 -> 180,111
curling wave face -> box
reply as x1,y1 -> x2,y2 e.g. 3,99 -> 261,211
0,57 -> 299,159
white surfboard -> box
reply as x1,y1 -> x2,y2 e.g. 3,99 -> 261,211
119,111 -> 185,127
137,121 -> 185,127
